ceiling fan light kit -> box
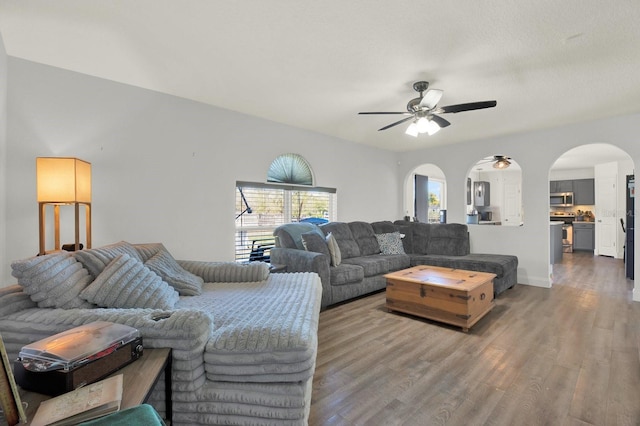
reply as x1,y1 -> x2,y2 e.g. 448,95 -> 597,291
359,80 -> 497,137
493,156 -> 511,169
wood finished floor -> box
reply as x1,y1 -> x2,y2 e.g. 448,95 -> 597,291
309,252 -> 640,426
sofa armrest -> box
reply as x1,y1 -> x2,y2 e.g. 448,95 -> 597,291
270,247 -> 331,307
177,260 -> 270,283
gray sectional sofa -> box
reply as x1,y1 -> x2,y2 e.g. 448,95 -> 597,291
271,220 -> 518,309
0,242 -> 322,425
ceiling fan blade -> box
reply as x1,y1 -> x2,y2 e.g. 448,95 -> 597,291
419,89 -> 443,110
437,100 -> 497,114
378,115 -> 415,131
358,111 -> 411,115
430,114 -> 451,128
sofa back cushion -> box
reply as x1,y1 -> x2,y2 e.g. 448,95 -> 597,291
371,221 -> 397,234
320,222 -> 361,259
427,224 -> 470,256
273,222 -> 324,250
348,221 -> 381,256
396,222 -> 431,254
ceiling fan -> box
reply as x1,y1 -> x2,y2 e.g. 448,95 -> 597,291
359,81 -> 497,136
476,155 -> 512,169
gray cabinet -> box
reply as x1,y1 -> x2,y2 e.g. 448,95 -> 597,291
550,179 -> 595,205
474,181 -> 490,206
573,179 -> 595,205
573,222 -> 595,251
550,180 -> 574,193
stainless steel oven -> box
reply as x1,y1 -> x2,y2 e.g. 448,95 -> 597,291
550,212 -> 574,252
550,192 -> 574,207
561,223 -> 573,252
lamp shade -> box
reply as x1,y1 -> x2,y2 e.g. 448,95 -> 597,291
36,157 -> 92,203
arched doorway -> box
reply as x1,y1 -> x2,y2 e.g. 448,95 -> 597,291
549,143 -> 635,281
404,164 -> 447,223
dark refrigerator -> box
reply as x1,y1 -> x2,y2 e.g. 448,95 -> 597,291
626,175 -> 634,279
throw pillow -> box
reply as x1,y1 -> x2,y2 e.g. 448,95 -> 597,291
326,232 -> 341,266
144,245 -> 204,296
133,242 -> 165,262
74,241 -> 143,279
301,232 -> 331,257
375,232 -> 406,255
80,253 -> 179,310
11,252 -> 95,309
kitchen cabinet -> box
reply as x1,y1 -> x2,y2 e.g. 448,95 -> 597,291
549,179 -> 595,205
550,180 -> 574,193
474,181 -> 490,207
573,179 -> 595,205
573,222 -> 595,251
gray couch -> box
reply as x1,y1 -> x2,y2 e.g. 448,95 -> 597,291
1,242 -> 322,425
271,220 -> 518,309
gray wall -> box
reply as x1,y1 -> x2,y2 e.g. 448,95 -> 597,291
3,58 -> 401,285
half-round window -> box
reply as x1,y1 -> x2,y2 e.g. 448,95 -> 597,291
267,153 -> 313,185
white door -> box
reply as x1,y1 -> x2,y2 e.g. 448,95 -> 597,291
595,163 -> 618,257
502,181 -> 521,226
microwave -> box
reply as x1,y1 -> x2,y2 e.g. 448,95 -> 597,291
550,192 -> 574,207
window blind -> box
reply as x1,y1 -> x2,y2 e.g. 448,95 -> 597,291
235,182 -> 337,262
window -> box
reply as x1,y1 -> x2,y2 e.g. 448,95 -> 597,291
427,179 -> 445,223
235,181 -> 337,262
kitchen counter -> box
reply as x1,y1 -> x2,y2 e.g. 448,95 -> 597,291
479,221 -> 502,225
550,222 -> 563,263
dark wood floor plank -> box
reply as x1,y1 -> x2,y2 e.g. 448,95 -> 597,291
310,252 -> 640,425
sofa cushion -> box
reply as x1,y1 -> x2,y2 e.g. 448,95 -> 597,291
133,242 -> 165,262
11,252 -> 94,309
392,220 -> 416,253
375,232 -> 405,255
371,221 -> 397,234
409,222 -> 432,254
74,241 -> 143,279
329,263 -> 365,286
273,223 -> 323,250
177,261 -> 271,283
379,254 -> 411,271
410,253 -> 517,278
144,244 -> 204,296
342,255 -> 391,277
427,224 -> 470,256
348,221 -> 381,256
320,222 -> 361,259
301,231 -> 330,257
326,233 -> 342,266
80,253 -> 179,309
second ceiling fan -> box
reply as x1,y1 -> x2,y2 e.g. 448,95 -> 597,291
359,81 -> 497,136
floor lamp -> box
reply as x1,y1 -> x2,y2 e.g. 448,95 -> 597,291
36,157 -> 92,255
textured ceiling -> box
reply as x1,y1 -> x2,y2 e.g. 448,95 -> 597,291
1,1 -> 640,155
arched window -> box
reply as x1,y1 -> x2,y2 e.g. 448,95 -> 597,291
267,153 -> 313,185
235,154 -> 337,262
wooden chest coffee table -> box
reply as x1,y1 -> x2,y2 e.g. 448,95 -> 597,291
384,265 -> 496,332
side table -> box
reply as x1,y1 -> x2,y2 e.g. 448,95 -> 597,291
10,348 -> 172,426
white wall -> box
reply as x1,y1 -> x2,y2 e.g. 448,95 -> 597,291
0,33 -> 7,284
5,57 -> 640,301
3,58 -> 401,286
398,115 -> 640,297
